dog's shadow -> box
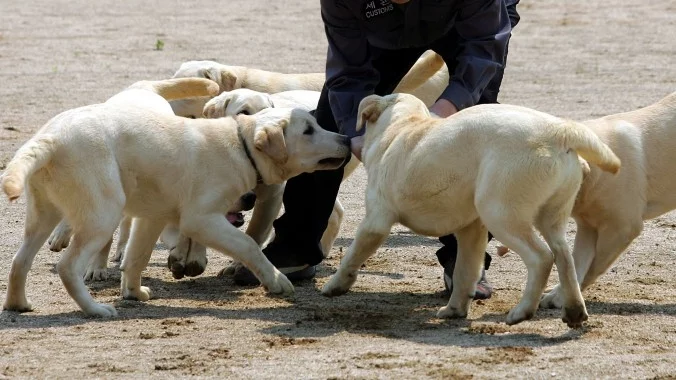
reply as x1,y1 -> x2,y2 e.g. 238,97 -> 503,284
1,270 -> 643,350
24,237 -> 676,349
335,230 -> 442,249
0,289 -> 582,349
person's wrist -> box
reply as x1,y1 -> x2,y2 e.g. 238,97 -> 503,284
429,98 -> 458,118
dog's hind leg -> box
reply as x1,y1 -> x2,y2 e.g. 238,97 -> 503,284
184,242 -> 208,277
535,197 -> 588,328
3,186 -> 61,312
48,220 -> 72,252
322,205 -> 395,297
437,219 -> 487,319
57,208 -> 122,317
479,199 -> 554,326
84,237 -> 114,282
163,224 -> 188,278
112,216 -> 133,262
120,218 -> 165,301
580,221 -> 642,292
540,220 -> 597,310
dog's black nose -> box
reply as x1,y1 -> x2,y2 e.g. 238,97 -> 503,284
241,192 -> 257,211
343,135 -> 352,147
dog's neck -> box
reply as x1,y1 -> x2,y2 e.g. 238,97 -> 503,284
237,125 -> 263,184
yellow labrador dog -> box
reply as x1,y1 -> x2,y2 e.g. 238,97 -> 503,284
541,91 -> 676,309
169,52 -> 446,119
204,89 -> 360,245
321,93 -> 621,328
1,78 -> 350,317
163,89 -> 359,279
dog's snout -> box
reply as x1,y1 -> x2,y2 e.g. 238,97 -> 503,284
241,192 -> 257,211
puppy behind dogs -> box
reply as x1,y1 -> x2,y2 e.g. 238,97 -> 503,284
321,93 -> 621,328
541,91 -> 676,309
169,52 -> 447,119
2,78 -> 350,317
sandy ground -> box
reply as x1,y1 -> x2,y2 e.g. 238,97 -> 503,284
1,0 -> 676,378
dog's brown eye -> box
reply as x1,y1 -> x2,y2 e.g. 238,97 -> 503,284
304,126 -> 314,135
239,110 -> 250,115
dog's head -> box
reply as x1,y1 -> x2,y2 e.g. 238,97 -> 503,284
355,93 -> 430,162
244,108 -> 351,183
170,60 -> 242,119
203,89 -> 273,119
356,93 -> 430,133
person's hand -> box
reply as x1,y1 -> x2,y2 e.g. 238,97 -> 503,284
429,98 -> 458,118
351,135 -> 365,162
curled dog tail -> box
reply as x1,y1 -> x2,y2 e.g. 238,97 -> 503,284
2,135 -> 57,201
128,78 -> 220,101
555,121 -> 621,174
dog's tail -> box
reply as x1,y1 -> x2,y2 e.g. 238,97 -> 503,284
128,78 -> 220,101
2,135 -> 57,201
554,121 -> 621,174
394,50 -> 445,93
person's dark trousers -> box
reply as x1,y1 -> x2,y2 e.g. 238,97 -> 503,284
435,1 -> 520,271
266,45 -> 427,267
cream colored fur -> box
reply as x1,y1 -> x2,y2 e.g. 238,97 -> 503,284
182,89 -> 360,278
169,52 -> 447,119
1,78 -> 350,317
541,91 -> 676,309
321,93 -> 621,328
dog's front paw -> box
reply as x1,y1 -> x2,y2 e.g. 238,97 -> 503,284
48,228 -> 71,252
84,267 -> 109,282
506,305 -> 535,326
562,303 -> 588,329
3,298 -> 34,313
111,245 -> 125,263
167,254 -> 186,279
123,286 -> 153,302
539,286 -> 564,309
184,257 -> 207,277
82,303 -> 118,318
436,305 -> 468,319
218,261 -> 244,277
263,271 -> 294,296
321,271 -> 356,297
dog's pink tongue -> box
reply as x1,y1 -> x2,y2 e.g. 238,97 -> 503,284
226,213 -> 240,224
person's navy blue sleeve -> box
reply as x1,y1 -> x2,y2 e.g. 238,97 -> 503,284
320,0 -> 379,138
439,0 -> 511,110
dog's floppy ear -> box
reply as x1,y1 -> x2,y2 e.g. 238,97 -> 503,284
254,120 -> 288,163
220,70 -> 238,92
200,68 -> 237,93
202,92 -> 232,118
356,95 -> 385,132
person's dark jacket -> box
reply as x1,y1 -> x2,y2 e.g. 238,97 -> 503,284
321,0 -> 513,138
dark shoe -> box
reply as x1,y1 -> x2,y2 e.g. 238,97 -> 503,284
443,266 -> 493,300
233,241 -> 319,285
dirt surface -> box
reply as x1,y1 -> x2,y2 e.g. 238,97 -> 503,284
1,0 -> 676,378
